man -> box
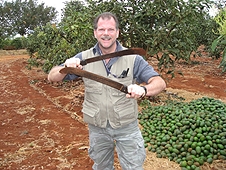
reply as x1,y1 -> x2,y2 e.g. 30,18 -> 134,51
48,12 -> 166,170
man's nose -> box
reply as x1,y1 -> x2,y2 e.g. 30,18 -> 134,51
104,29 -> 108,34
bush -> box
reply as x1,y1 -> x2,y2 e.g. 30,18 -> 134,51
26,0 -> 219,75
211,8 -> 226,73
11,37 -> 23,49
0,37 -> 27,50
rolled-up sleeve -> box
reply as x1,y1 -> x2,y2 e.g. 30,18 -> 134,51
133,55 -> 159,84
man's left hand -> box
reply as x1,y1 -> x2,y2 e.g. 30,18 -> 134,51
126,84 -> 145,99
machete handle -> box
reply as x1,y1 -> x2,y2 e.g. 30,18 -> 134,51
120,85 -> 128,94
80,60 -> 87,66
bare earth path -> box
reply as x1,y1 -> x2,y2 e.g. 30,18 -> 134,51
0,50 -> 225,170
0,55 -> 92,169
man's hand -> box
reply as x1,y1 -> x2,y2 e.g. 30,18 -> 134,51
126,84 -> 146,99
64,58 -> 83,69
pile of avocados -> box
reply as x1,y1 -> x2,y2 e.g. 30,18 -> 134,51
139,97 -> 226,170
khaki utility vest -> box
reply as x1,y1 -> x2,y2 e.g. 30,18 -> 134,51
81,47 -> 138,129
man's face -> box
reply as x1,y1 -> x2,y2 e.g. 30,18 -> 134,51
94,17 -> 119,51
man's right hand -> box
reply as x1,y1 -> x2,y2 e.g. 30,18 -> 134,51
64,58 -> 83,69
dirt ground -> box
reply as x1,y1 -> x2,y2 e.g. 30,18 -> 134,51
0,49 -> 225,170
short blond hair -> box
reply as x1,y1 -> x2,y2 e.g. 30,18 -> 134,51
93,12 -> 119,30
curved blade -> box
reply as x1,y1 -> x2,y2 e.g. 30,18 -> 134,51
80,48 -> 146,66
60,67 -> 128,94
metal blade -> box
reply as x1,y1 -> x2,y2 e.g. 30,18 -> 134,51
60,67 -> 128,94
80,48 -> 146,66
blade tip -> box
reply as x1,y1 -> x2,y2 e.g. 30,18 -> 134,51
133,48 -> 146,56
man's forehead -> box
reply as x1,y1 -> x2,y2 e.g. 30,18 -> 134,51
96,17 -> 116,27
98,17 -> 115,23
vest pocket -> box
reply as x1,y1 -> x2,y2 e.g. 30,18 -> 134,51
114,99 -> 137,124
82,99 -> 101,126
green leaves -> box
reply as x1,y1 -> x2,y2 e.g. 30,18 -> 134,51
26,0 -> 220,75
211,8 -> 226,73
27,1 -> 96,72
1,0 -> 57,37
211,35 -> 223,51
219,49 -> 226,72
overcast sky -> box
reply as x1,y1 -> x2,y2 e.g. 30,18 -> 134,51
4,0 -> 220,17
38,0 -> 66,12
38,0 -> 67,21
38,0 -> 219,20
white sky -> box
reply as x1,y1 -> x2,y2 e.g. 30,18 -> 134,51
209,4 -> 219,17
38,0 -> 219,20
38,0 -> 67,21
5,0 -> 220,20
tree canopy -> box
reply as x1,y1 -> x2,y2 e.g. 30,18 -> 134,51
0,0 -> 58,38
27,0 -> 222,74
211,6 -> 226,72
